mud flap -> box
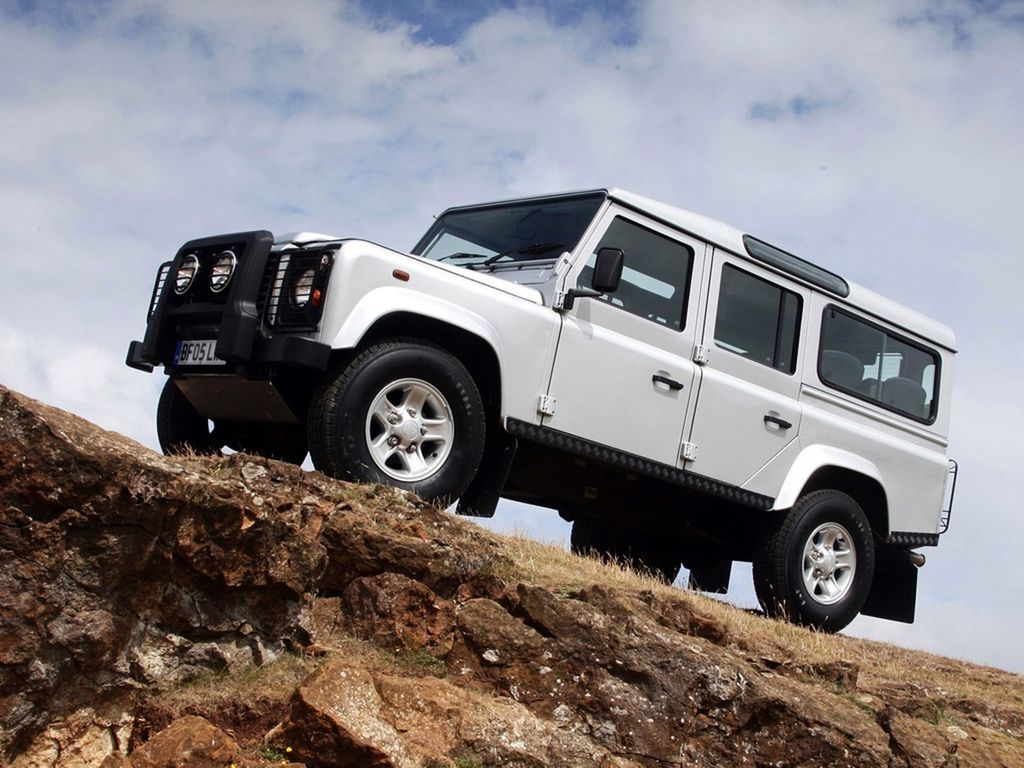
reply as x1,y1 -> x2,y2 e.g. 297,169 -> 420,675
687,559 -> 732,594
861,546 -> 918,623
456,434 -> 518,518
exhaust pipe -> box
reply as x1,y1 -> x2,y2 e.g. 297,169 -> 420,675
907,550 -> 926,568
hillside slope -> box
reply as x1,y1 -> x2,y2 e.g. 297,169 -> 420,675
0,384 -> 1021,767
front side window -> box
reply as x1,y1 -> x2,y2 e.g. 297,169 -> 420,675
819,307 -> 939,422
581,217 -> 694,330
714,264 -> 802,373
413,194 -> 604,268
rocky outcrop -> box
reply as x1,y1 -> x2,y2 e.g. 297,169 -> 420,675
1,384 -> 1022,767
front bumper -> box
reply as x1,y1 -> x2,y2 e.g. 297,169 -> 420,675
126,230 -> 333,374
125,332 -> 330,373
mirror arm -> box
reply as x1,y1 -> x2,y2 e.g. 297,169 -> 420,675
559,287 -> 601,312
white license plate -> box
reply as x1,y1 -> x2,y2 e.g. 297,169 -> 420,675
174,339 -> 224,366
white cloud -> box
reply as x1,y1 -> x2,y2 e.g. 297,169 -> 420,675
1,0 -> 1021,670
0,325 -> 160,446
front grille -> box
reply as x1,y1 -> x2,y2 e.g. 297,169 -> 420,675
149,262 -> 171,319
258,246 -> 335,330
259,251 -> 287,326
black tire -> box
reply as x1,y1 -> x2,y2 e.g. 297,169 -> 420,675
571,517 -> 681,584
753,490 -> 875,632
308,339 -> 485,504
157,378 -> 217,455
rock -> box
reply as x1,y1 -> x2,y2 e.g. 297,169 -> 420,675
0,385 -> 502,758
271,662 -> 414,768
454,584 -> 892,766
2,383 -> 1023,767
99,716 -> 245,768
273,660 -> 639,768
884,711 -> 952,767
807,660 -> 860,691
340,573 -> 456,655
10,706 -> 133,768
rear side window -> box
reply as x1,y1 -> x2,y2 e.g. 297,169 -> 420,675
819,307 -> 939,422
714,264 -> 802,374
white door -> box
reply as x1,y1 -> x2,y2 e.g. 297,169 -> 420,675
685,250 -> 808,486
544,211 -> 707,466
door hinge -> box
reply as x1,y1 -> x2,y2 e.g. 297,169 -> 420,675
538,394 -> 557,417
693,345 -> 711,366
680,442 -> 698,462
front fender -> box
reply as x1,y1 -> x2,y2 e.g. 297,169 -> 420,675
330,285 -> 504,363
773,444 -> 885,511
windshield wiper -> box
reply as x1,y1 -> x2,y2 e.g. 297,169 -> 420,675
437,252 -> 490,262
436,242 -> 565,270
481,241 -> 565,267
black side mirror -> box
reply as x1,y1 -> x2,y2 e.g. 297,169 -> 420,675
592,247 -> 624,293
559,247 -> 626,312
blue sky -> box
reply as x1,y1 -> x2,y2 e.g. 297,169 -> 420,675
1,0 -> 1023,672
357,0 -> 641,45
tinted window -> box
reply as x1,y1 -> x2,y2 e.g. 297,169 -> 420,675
819,307 -> 939,422
714,264 -> 802,374
413,194 -> 604,266
582,217 -> 694,330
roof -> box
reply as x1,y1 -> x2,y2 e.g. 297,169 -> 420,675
437,188 -> 958,352
607,188 -> 956,352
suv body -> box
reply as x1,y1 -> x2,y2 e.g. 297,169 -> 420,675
127,188 -> 957,631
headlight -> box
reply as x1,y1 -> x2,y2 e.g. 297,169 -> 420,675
174,254 -> 199,295
209,250 -> 236,293
292,268 -> 315,307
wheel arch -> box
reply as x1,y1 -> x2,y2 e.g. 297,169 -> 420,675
774,446 -> 890,539
343,311 -> 503,425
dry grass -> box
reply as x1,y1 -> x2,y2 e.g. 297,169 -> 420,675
149,652 -> 320,717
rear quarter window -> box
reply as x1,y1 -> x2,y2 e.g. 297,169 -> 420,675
818,306 -> 939,423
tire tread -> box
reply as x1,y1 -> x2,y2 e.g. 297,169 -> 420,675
308,338 -> 485,502
754,489 -> 873,632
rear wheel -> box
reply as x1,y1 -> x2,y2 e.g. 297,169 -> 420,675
753,490 -> 874,632
571,517 -> 681,584
308,339 -> 485,504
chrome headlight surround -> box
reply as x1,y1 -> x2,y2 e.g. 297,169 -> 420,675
174,254 -> 199,295
209,250 -> 237,294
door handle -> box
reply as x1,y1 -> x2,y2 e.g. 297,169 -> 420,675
652,374 -> 684,391
764,414 -> 793,430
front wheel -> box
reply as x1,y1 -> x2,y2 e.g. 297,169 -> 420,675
308,340 -> 485,504
157,379 -> 308,464
157,378 -> 217,455
753,490 -> 875,632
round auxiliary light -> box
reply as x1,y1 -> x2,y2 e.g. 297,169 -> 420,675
174,254 -> 199,295
209,250 -> 237,293
293,268 -> 316,307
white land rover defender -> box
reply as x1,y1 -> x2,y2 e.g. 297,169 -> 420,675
127,188 -> 957,632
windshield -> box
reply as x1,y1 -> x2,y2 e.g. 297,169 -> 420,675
412,193 -> 605,269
